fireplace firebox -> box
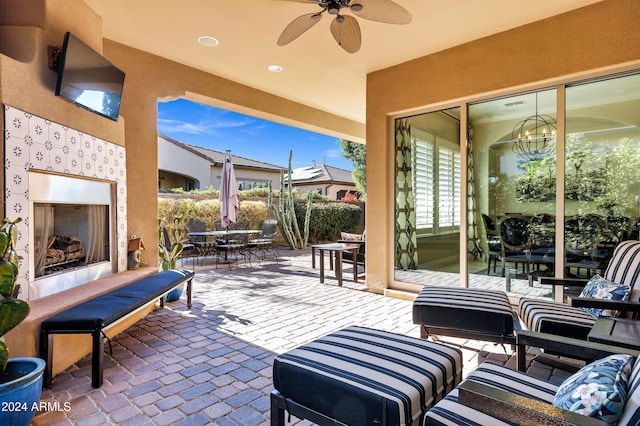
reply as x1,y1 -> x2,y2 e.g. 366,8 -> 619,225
29,172 -> 115,299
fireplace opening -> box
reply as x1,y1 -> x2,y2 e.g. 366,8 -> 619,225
34,203 -> 110,278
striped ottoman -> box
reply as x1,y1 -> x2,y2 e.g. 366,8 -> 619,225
271,326 -> 463,426
412,286 -> 518,345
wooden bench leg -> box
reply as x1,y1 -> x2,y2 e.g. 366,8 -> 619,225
187,278 -> 192,309
92,330 -> 104,388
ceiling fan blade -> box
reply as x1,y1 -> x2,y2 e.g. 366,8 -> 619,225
330,15 -> 361,53
351,0 -> 412,25
277,13 -> 323,46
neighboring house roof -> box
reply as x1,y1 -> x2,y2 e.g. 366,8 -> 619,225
160,134 -> 284,172
289,164 -> 354,185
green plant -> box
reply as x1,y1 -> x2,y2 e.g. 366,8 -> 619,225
269,151 -> 312,249
294,202 -> 362,241
0,218 -> 28,374
158,217 -> 188,270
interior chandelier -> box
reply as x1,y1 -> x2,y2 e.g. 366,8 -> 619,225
511,95 -> 557,161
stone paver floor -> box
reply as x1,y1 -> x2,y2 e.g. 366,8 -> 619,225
32,248 -> 558,425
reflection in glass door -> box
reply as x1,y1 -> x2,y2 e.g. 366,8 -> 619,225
564,73 -> 640,281
394,108 -> 461,286
467,90 -> 557,297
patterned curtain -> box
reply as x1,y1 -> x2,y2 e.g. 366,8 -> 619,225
395,119 -> 418,270
467,123 -> 484,260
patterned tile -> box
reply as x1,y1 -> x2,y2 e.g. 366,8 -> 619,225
2,105 -> 128,300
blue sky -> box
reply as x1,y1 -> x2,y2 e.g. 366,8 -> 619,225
157,99 -> 353,171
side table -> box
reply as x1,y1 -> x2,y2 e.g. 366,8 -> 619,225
587,317 -> 640,350
310,243 -> 360,286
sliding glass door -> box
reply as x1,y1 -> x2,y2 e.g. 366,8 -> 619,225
394,108 -> 461,285
393,69 -> 640,297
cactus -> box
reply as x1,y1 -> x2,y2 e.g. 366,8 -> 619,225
0,217 -> 29,374
268,151 -> 312,249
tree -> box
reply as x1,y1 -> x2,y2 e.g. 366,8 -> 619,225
341,139 -> 366,198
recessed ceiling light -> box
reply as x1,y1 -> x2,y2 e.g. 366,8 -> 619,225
268,65 -> 283,73
197,36 -> 219,47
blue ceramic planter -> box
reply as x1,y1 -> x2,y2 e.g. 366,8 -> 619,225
165,283 -> 184,302
0,358 -> 45,426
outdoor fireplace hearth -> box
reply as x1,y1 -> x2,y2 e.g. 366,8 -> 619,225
3,105 -> 128,301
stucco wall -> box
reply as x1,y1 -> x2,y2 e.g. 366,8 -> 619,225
365,0 -> 640,294
158,137 -> 212,188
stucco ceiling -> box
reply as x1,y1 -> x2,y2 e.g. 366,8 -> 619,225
83,0 -> 602,124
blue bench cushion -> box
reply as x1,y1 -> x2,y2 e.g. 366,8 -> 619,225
41,270 -> 193,331
424,361 -> 558,425
413,286 -> 516,338
273,325 -> 463,425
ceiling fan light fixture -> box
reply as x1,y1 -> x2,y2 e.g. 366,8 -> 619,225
350,3 -> 363,12
335,14 -> 345,23
327,1 -> 341,14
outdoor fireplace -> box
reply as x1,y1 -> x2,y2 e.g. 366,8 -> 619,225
29,172 -> 115,299
3,105 -> 129,301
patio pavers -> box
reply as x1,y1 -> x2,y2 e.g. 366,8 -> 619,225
32,249 -> 546,425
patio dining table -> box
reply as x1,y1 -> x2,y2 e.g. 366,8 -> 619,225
188,230 -> 261,263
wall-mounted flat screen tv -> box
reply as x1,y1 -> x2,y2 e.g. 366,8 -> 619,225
55,32 -> 125,121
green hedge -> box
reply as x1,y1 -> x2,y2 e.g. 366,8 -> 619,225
158,198 -> 267,233
158,197 -> 362,243
294,202 -> 362,242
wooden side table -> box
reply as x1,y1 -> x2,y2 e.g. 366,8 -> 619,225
587,317 -> 640,350
310,243 -> 360,286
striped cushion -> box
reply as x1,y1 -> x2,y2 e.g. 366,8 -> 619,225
273,326 -> 463,426
519,240 -> 640,340
519,297 -> 596,340
424,362 -> 558,425
603,240 -> 640,301
413,286 -> 516,338
619,357 -> 640,425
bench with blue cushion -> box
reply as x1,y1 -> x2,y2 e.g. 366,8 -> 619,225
39,269 -> 194,388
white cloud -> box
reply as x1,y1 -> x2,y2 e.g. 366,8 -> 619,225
157,116 -> 255,136
323,148 -> 343,158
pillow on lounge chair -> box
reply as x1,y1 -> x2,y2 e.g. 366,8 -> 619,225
340,232 -> 362,241
578,274 -> 631,319
553,354 -> 634,423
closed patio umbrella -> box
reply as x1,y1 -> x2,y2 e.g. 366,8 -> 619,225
219,150 -> 239,228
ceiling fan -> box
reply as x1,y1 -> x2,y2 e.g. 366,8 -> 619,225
277,0 -> 412,53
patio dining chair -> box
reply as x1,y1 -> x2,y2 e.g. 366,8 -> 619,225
481,214 -> 501,274
247,219 -> 279,261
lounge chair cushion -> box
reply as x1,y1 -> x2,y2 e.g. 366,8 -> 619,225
340,232 -> 363,240
578,274 -> 631,318
273,325 -> 463,425
413,286 -> 516,342
553,354 -> 634,423
424,361 -> 558,425
519,297 -> 596,340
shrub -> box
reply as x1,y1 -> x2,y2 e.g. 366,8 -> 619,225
294,202 -> 362,241
158,198 -> 267,233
